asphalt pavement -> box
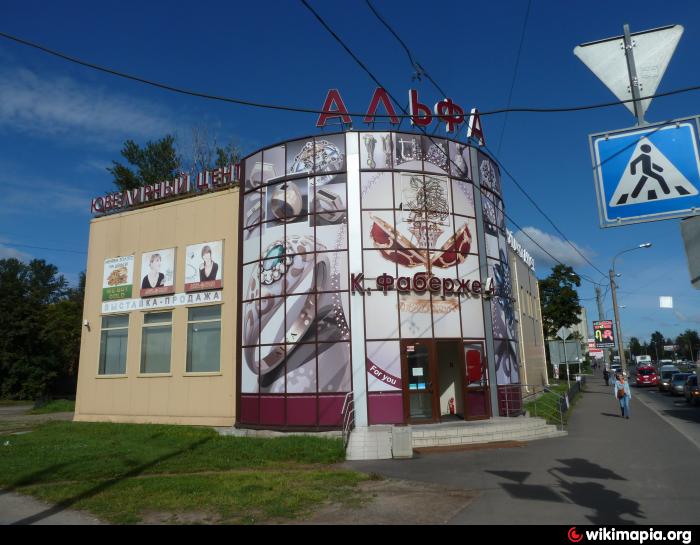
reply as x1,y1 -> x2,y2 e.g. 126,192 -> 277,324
346,372 -> 700,525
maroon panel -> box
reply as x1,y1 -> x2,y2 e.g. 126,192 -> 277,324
239,395 -> 259,424
318,395 -> 345,427
497,385 -> 522,417
368,392 -> 404,424
260,395 -> 285,426
286,396 -> 318,426
465,390 -> 489,418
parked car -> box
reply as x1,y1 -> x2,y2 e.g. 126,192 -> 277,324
635,366 -> 659,387
684,375 -> 700,406
659,365 -> 681,392
670,373 -> 691,396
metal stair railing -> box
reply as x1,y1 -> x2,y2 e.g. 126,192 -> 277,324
341,391 -> 355,449
501,383 -> 572,432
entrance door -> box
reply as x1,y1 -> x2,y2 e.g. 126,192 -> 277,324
464,342 -> 491,420
401,340 -> 439,423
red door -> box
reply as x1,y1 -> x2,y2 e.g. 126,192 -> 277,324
464,342 -> 490,420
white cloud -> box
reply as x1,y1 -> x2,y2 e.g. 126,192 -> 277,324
0,67 -> 174,143
0,175 -> 92,215
514,226 -> 595,270
0,241 -> 32,261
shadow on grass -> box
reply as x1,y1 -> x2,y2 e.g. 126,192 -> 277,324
10,437 -> 212,525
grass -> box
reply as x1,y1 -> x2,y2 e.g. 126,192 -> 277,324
524,381 -> 582,426
28,400 -> 75,414
0,421 -> 368,524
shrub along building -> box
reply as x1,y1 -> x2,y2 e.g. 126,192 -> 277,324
75,127 -> 550,439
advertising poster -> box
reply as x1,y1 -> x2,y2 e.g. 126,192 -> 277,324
185,241 -> 223,292
140,248 -> 176,297
593,320 -> 616,348
102,255 -> 134,301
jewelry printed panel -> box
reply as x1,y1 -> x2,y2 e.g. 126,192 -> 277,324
452,178 -> 475,217
265,180 -> 309,224
361,132 -> 393,170
449,140 -> 471,179
477,152 -> 502,196
495,339 -> 520,385
361,171 -> 393,208
261,145 -> 285,185
311,174 -> 347,226
366,340 -> 402,392
489,253 -> 518,342
244,151 -> 262,190
393,133 -> 423,171
422,135 -> 449,174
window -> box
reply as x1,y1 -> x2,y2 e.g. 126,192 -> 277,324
99,315 -> 129,375
186,305 -> 221,372
140,311 -> 172,374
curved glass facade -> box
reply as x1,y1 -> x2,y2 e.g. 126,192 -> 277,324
238,131 -> 520,429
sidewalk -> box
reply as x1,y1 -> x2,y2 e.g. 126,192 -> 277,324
345,372 -> 700,525
0,492 -> 103,525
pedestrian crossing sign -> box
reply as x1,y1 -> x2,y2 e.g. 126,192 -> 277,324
590,117 -> 700,227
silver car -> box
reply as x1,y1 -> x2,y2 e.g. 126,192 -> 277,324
670,373 -> 691,396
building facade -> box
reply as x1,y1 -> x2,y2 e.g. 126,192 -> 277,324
76,130 -> 530,430
506,231 -> 548,389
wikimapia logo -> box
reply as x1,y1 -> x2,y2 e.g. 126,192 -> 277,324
567,527 -> 692,544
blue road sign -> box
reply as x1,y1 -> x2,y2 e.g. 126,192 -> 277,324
590,117 -> 700,227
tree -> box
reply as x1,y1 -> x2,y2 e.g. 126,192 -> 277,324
538,264 -> 582,339
0,258 -> 79,399
190,125 -> 242,175
649,331 -> 665,361
675,329 -> 700,361
629,337 -> 642,358
108,135 -> 182,190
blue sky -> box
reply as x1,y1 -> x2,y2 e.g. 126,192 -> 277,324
1,0 -> 699,345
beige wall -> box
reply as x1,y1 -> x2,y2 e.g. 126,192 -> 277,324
508,248 -> 548,388
75,189 -> 239,426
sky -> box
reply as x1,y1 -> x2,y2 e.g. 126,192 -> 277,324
1,0 -> 700,346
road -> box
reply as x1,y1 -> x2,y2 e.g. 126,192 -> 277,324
630,378 -> 700,451
346,373 -> 700,525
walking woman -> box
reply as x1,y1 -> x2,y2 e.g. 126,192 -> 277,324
613,372 -> 632,419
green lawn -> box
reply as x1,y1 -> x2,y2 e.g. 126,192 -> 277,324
28,399 -> 75,414
524,382 -> 580,426
0,422 -> 367,524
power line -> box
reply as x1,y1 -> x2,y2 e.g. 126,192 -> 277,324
1,242 -> 87,255
361,0 -> 607,281
300,0 -> 600,286
495,0 -> 532,155
2,29 -> 700,119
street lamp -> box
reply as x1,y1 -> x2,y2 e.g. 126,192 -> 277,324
610,243 -> 652,375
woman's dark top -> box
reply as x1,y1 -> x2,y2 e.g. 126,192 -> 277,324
142,273 -> 165,289
200,262 -> 218,282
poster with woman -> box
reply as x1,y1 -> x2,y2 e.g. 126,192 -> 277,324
185,241 -> 223,292
140,248 -> 175,297
102,255 -> 134,301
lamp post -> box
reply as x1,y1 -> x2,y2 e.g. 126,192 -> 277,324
610,243 -> 652,375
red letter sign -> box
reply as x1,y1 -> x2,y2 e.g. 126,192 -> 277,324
364,88 -> 399,124
409,89 -> 432,127
467,108 -> 486,146
317,89 -> 352,127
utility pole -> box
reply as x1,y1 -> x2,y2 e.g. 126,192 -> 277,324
595,285 -> 610,365
622,23 -> 645,126
610,269 -> 627,374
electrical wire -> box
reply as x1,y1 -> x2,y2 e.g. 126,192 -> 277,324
496,0 -> 532,155
2,29 -> 700,119
299,0 -> 599,287
0,242 -> 87,254
361,0 -> 607,281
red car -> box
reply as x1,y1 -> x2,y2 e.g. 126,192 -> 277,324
635,366 -> 659,387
